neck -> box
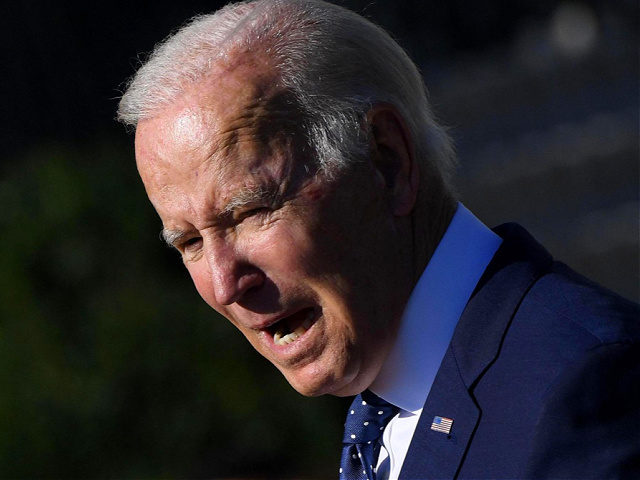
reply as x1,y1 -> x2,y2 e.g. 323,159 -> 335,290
410,172 -> 457,283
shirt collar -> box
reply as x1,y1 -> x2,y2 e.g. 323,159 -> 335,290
370,203 -> 502,413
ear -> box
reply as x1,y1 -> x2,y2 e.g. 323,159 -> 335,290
366,104 -> 419,216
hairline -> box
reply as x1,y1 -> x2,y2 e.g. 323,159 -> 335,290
119,0 -> 457,192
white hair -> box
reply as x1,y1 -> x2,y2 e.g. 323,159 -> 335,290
118,0 -> 456,187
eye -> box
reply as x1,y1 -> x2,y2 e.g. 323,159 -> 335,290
246,206 -> 270,216
237,206 -> 271,222
180,236 -> 203,252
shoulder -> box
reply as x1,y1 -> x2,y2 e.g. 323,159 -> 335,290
522,261 -> 639,344
524,339 -> 640,478
484,257 -> 639,386
489,222 -> 638,350
442,224 -> 639,477
516,264 -> 640,478
455,223 -> 639,477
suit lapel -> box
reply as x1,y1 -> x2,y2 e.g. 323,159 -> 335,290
399,224 -> 553,479
399,345 -> 480,478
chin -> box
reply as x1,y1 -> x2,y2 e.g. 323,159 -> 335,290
284,372 -> 337,397
283,364 -> 365,398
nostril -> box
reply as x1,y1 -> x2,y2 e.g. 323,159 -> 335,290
238,271 -> 265,295
245,283 -> 260,296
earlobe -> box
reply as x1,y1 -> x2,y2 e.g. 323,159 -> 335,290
366,104 -> 419,217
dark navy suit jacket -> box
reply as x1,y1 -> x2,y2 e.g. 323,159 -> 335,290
398,224 -> 640,479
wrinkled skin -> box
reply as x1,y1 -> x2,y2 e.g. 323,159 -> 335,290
134,60 -> 418,396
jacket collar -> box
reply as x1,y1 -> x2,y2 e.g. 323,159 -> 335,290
399,223 -> 553,479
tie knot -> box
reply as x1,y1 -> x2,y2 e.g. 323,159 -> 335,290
343,390 -> 398,444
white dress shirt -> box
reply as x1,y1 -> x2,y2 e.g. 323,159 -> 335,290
369,203 -> 502,480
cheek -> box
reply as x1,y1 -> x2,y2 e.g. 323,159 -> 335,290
241,219 -> 316,275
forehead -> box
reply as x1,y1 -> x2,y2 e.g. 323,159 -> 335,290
134,59 -> 306,216
136,59 -> 290,161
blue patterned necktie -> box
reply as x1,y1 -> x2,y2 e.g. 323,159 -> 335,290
339,390 -> 399,480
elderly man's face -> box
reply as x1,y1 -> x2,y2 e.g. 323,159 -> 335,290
134,62 -> 413,396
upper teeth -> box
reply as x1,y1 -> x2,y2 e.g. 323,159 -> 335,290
273,310 -> 315,346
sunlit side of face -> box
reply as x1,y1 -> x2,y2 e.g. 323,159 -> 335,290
134,61 -> 415,397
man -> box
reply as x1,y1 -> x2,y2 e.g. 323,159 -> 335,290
118,0 -> 640,478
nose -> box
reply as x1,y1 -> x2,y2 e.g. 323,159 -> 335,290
205,236 -> 264,305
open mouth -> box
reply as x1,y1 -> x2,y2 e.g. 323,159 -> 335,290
268,307 -> 316,346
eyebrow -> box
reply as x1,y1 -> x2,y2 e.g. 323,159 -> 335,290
161,228 -> 186,247
160,183 -> 281,248
221,184 -> 278,215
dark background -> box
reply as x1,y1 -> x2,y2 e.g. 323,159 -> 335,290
1,0 -> 637,478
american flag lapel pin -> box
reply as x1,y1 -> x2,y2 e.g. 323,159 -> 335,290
430,415 -> 454,434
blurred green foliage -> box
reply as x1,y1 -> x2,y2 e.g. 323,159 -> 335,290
0,137 -> 348,478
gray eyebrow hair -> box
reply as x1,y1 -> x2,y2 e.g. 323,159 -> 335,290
221,184 -> 280,215
159,184 -> 281,247
161,228 -> 186,247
